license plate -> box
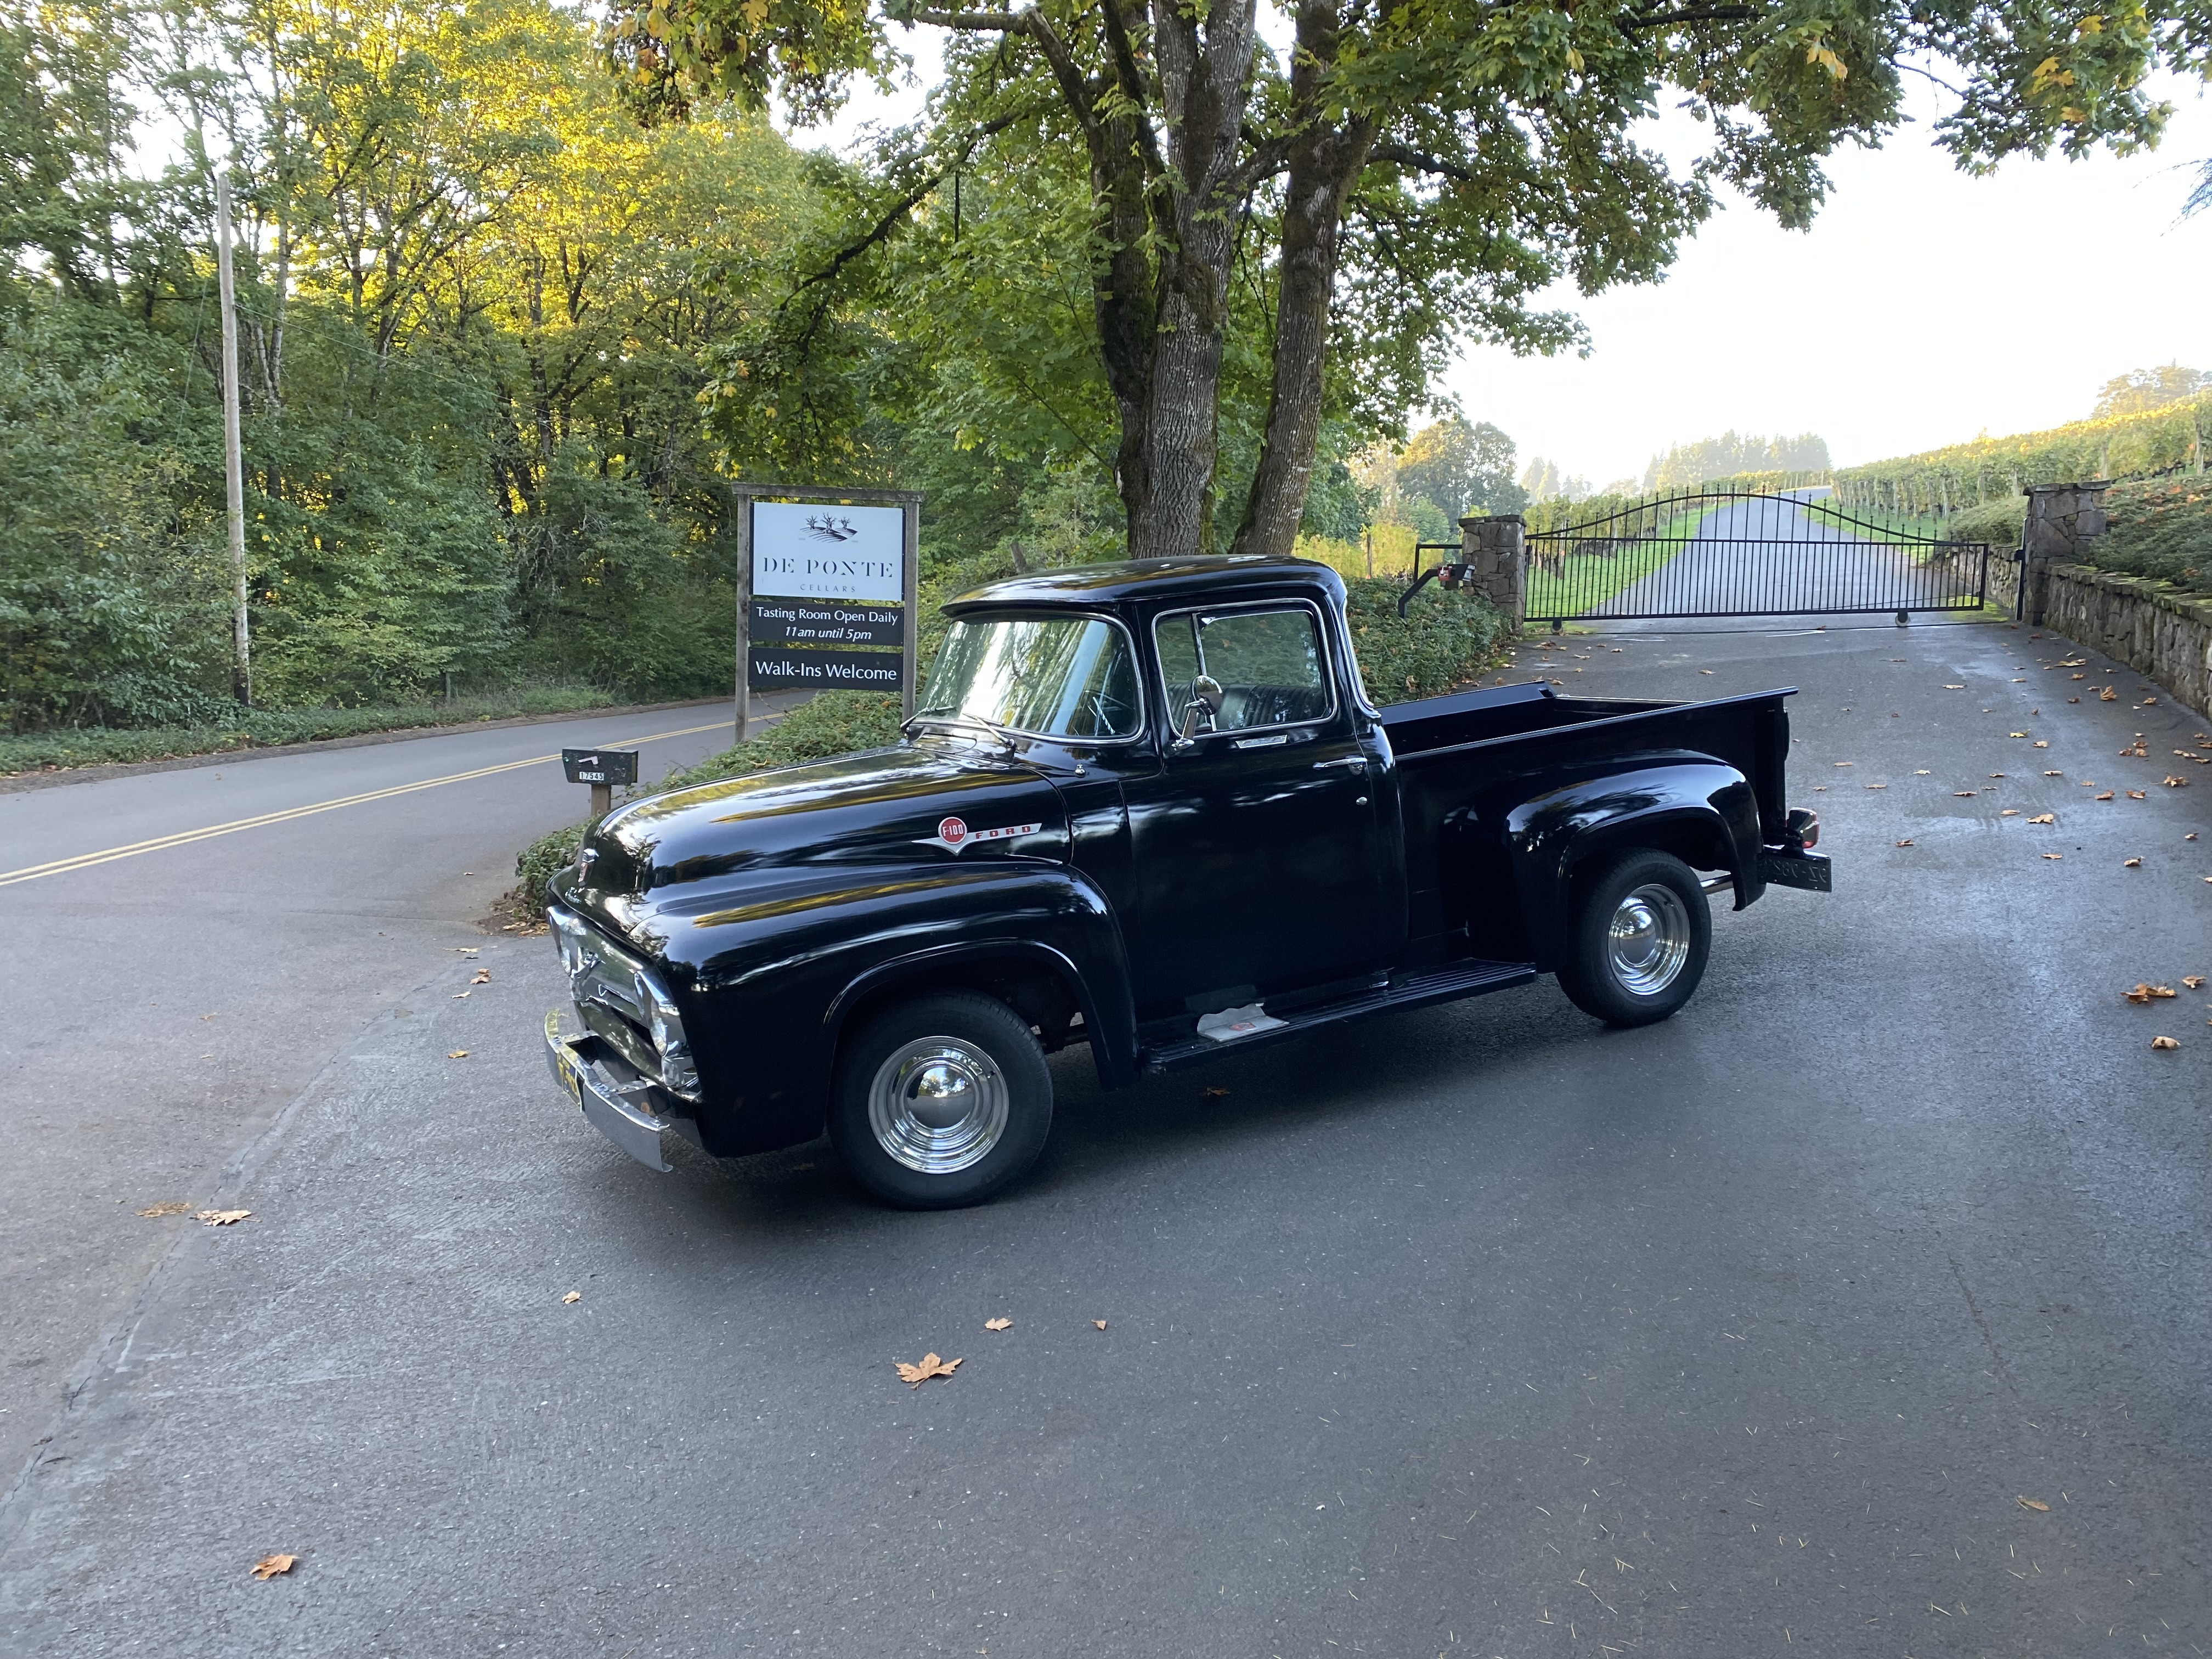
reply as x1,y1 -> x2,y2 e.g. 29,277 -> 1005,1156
544,1012 -> 584,1105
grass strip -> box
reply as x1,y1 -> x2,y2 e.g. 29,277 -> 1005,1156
1,684 -> 644,777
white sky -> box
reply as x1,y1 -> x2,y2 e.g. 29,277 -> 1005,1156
799,47 -> 2212,483
1447,81 -> 2212,484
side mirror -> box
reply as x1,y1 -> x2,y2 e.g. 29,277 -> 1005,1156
1176,675 -> 1224,744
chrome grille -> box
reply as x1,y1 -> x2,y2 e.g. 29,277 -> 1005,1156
546,906 -> 701,1099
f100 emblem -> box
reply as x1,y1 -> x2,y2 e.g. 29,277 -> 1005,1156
917,815 -> 1041,854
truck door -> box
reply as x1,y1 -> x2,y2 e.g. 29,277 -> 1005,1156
1121,600 -> 1398,1014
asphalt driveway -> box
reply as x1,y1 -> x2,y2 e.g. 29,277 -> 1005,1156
1,620 -> 2205,1658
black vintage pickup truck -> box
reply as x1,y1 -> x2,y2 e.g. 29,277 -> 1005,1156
544,555 -> 1828,1206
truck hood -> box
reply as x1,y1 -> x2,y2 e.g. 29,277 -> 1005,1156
566,741 -> 1071,910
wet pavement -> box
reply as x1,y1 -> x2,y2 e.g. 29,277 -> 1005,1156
1,620 -> 2205,1658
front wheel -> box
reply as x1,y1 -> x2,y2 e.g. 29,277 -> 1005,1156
829,991 -> 1054,1209
1554,849 -> 1712,1026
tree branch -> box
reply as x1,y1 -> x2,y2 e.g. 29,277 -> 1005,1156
1621,6 -> 1759,30
1367,141 -> 1476,185
909,7 -> 1105,146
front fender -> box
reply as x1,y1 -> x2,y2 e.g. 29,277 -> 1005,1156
1504,761 -> 1763,971
658,859 -> 1132,1156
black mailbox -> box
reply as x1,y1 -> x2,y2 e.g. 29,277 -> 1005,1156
562,748 -> 639,787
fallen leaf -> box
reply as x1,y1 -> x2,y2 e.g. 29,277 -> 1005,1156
2000,809 -> 2018,817
895,1352 -> 962,1387
2184,976 -> 2205,990
1864,783 -> 1887,790
2095,792 -> 2115,801
1894,839 -> 1914,848
2164,776 -> 2189,788
196,1209 -> 251,1226
2069,697 -> 2081,703
1944,684 -> 1965,690
1833,761 -> 1853,766
2072,673 -> 2086,679
2126,790 -> 2146,800
2043,770 -> 2063,776
2042,853 -> 2063,860
2125,984 -> 2176,1002
2009,731 -> 2029,738
250,1554 -> 298,1580
1200,1086 -> 1231,1099
984,1317 -> 1013,1331
136,1201 -> 190,1217
2143,697 -> 2159,705
2100,687 -> 2118,701
448,1050 -> 470,1059
2015,1497 -> 2050,1513
1954,791 -> 1978,798
2152,1036 -> 2180,1051
1093,1319 -> 1108,1330
2123,857 -> 2142,867
2033,741 -> 2049,748
1699,669 -> 1714,674
471,968 -> 492,984
2028,814 -> 2055,825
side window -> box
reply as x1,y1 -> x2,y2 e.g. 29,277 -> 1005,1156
1154,606 -> 1332,735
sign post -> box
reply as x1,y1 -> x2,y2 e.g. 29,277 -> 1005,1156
728,485 -> 922,745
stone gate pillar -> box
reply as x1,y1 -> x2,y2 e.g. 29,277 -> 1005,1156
1459,513 -> 1526,633
2020,482 -> 2110,625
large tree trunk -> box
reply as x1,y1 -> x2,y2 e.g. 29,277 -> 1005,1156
1232,1 -> 1375,562
1127,0 -> 1259,560
1087,97 -> 1159,540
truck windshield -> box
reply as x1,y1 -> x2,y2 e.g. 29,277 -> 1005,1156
919,617 -> 1143,740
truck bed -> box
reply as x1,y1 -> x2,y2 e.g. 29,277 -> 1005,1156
1378,680 -> 1795,960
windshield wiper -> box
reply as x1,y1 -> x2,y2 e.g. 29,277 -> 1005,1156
904,710 -> 1016,753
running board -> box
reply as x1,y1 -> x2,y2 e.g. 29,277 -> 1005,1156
1139,958 -> 1537,1073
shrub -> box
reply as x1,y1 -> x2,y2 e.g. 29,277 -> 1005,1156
2087,478 -> 2212,595
1943,498 -> 2025,547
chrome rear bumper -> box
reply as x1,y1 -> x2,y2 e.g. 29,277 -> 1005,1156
544,1009 -> 685,1172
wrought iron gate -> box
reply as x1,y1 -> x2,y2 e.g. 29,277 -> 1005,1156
1522,490 -> 2001,625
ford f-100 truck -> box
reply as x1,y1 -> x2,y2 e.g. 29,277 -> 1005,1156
544,554 -> 1829,1207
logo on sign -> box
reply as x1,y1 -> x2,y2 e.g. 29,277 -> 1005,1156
915,816 -> 1042,854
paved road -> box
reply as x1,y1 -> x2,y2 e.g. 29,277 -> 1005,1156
0,700 -> 780,1484
1577,488 -> 1988,619
3,624 -> 2208,1658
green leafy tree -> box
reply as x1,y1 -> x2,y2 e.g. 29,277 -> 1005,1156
2092,363 -> 2207,417
611,0 -> 2212,564
1398,416 -> 1527,520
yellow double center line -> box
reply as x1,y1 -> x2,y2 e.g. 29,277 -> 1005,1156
0,720 -> 730,889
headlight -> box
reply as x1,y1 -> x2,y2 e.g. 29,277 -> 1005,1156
642,976 -> 700,1099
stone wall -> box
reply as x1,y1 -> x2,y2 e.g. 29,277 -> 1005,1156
2039,564 -> 2212,721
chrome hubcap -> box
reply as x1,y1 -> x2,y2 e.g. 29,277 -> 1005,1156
1607,883 -> 1692,996
867,1037 -> 1009,1174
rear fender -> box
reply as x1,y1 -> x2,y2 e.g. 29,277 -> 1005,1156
1504,762 -> 1763,971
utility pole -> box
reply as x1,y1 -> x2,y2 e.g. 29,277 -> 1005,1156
216,176 -> 250,706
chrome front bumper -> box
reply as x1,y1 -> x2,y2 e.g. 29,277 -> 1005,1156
543,1009 -> 689,1172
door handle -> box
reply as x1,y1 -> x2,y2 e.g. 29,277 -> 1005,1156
1313,755 -> 1367,770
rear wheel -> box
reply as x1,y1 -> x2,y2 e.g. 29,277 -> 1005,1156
1555,849 -> 1711,1026
829,991 -> 1053,1209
